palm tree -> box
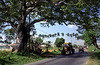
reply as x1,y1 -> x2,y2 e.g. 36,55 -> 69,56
57,32 -> 60,36
61,33 -> 64,36
54,33 -> 57,37
70,34 -> 73,37
38,34 -> 42,37
72,33 -> 75,36
66,33 -> 70,36
75,33 -> 78,38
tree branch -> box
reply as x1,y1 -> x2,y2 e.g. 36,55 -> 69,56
27,17 -> 46,27
1,0 -> 6,7
0,19 -> 17,30
63,22 -> 68,26
26,1 -> 42,16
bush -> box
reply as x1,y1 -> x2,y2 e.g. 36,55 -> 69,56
0,51 -> 12,60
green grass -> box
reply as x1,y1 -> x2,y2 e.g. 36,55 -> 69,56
0,51 -> 46,65
86,45 -> 100,65
0,50 -> 61,65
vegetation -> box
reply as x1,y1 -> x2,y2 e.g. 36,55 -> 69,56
54,38 -> 65,48
0,0 -> 100,52
0,51 -> 45,65
72,44 -> 78,48
45,41 -> 51,52
0,0 -> 100,64
86,45 -> 100,65
4,28 -> 16,44
0,49 -> 61,65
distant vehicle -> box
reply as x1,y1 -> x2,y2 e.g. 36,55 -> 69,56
61,43 -> 75,55
78,47 -> 84,53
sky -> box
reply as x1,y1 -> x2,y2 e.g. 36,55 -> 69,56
34,22 -> 85,45
0,22 -> 85,45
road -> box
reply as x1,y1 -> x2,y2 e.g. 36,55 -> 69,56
25,50 -> 89,65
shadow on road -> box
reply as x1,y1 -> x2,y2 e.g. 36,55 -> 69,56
52,51 -> 89,59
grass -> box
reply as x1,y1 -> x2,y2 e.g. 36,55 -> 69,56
86,45 -> 100,65
0,49 -> 61,65
0,51 -> 46,65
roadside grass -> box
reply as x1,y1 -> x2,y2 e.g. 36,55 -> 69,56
0,49 -> 61,65
86,45 -> 100,65
0,51 -> 46,65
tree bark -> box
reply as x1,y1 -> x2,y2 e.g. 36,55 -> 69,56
16,26 -> 29,52
92,36 -> 100,49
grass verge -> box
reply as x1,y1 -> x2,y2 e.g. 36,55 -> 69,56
0,50 -> 61,65
0,51 -> 46,65
86,45 -> 100,65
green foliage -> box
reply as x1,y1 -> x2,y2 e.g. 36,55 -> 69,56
54,38 -> 65,48
0,51 -> 45,65
0,0 -> 100,52
87,45 -> 100,65
0,51 -> 11,60
72,44 -> 78,48
82,30 -> 96,46
17,51 -> 28,56
4,28 -> 16,44
34,37 -> 43,44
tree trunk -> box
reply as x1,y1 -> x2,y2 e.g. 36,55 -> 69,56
92,36 -> 100,49
16,26 -> 29,52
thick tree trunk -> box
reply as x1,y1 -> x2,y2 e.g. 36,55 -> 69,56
92,36 -> 100,49
16,26 -> 29,52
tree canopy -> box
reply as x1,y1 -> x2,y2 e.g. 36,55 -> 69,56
0,0 -> 100,51
54,38 -> 65,48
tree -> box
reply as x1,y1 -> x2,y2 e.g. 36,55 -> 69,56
4,28 -> 16,44
0,0 -> 56,52
0,0 -> 100,52
34,37 -> 43,51
57,32 -> 60,36
54,38 -> 65,48
60,0 -> 100,49
72,44 -> 78,48
76,17 -> 100,49
45,41 -> 51,52
34,37 -> 43,46
61,33 -> 64,36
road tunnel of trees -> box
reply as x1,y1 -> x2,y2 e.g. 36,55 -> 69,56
0,0 -> 100,52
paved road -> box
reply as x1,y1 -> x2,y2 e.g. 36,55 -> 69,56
25,50 -> 89,65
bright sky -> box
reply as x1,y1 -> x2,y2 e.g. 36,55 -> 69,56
0,22 -> 84,45
34,22 -> 84,45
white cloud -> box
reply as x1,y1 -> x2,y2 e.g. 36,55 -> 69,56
68,25 -> 75,28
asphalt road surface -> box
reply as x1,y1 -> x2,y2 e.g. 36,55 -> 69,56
25,50 -> 89,65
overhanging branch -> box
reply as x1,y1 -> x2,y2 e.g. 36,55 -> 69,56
0,19 -> 17,30
1,0 -> 6,7
27,17 -> 46,28
63,22 -> 68,26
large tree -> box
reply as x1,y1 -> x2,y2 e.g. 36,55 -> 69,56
57,0 -> 100,49
0,0 -> 100,52
0,0 -> 55,52
54,38 -> 65,48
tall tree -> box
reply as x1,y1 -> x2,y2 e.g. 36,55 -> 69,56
54,38 -> 65,48
61,33 -> 64,36
0,0 -> 55,52
45,41 -> 51,52
0,0 -> 100,52
34,37 -> 43,51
